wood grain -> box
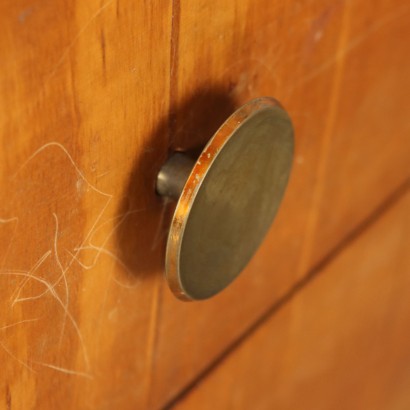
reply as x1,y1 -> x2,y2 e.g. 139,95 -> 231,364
0,0 -> 172,409
0,0 -> 409,408
174,189 -> 410,410
149,0 -> 410,407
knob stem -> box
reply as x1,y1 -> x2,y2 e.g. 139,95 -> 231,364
156,152 -> 195,201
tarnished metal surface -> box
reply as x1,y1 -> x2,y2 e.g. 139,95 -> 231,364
156,153 -> 195,201
159,97 -> 294,301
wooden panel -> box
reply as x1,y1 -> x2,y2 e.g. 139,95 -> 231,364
149,1 -> 410,407
174,189 -> 410,410
1,0 -> 409,409
0,1 -> 172,409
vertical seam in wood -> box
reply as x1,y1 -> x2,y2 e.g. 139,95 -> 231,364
145,278 -> 164,409
169,0 -> 181,149
296,1 -> 352,278
144,3 -> 181,406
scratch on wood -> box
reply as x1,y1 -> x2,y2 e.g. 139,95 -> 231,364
33,361 -> 93,379
288,4 -> 410,94
69,208 -> 145,288
47,0 -> 116,78
3,140 -> 146,375
52,213 -> 71,349
68,245 -> 130,274
3,140 -> 149,375
11,250 -> 52,306
0,218 -> 18,224
15,142 -> 111,198
96,170 -> 111,180
73,210 -> 138,265
1,270 -> 90,370
0,339 -> 34,372
0,318 -> 40,331
14,142 -> 113,296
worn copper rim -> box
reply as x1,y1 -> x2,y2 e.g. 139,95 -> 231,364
165,97 -> 286,301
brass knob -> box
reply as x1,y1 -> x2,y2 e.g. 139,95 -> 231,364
156,97 -> 294,301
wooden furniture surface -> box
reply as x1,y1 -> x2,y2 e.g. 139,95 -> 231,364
175,191 -> 410,410
0,0 -> 409,409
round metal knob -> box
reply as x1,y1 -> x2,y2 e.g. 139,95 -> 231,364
156,97 -> 294,301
